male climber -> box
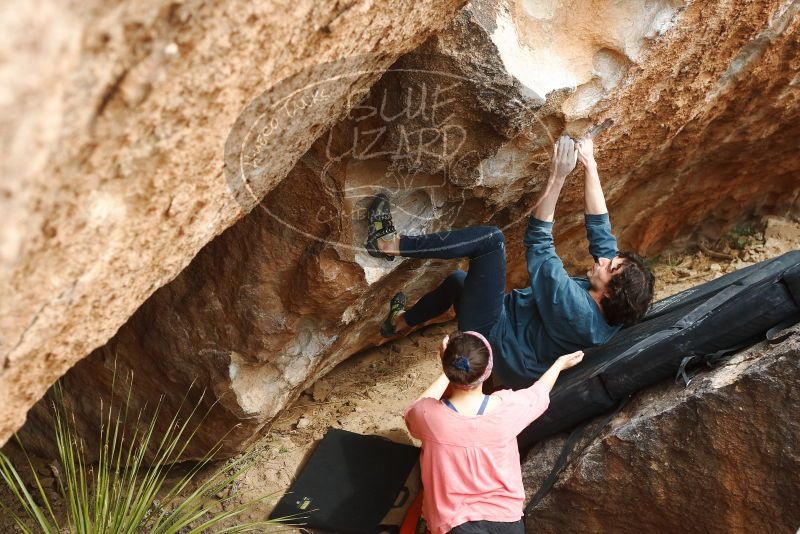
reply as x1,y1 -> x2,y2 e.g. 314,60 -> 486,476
364,132 -> 655,388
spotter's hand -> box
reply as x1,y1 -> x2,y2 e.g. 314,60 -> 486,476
439,335 -> 450,357
556,350 -> 584,370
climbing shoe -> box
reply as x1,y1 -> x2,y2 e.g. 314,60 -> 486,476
380,292 -> 407,338
365,193 -> 396,261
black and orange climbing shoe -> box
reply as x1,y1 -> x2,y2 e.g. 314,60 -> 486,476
380,292 -> 407,338
365,193 -> 396,261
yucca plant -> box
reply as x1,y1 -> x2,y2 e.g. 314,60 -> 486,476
0,374 -> 296,533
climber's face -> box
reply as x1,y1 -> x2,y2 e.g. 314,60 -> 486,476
587,256 -> 626,293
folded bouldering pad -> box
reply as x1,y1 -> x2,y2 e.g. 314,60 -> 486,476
270,428 -> 420,533
518,250 -> 800,451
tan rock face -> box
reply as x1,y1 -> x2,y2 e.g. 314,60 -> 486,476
0,0 -> 467,445
522,331 -> 800,533
7,0 -> 800,457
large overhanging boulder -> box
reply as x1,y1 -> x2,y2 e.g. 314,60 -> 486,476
522,329 -> 800,532
0,0 -> 468,446
10,0 -> 800,458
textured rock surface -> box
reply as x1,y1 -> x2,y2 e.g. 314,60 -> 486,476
522,328 -> 800,533
0,0 -> 467,445
9,0 -> 800,457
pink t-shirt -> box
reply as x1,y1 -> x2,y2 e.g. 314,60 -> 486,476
403,382 -> 550,534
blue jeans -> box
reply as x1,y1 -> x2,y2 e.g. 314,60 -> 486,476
448,519 -> 524,534
399,226 -> 506,337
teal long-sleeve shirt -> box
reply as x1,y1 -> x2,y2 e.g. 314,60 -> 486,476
489,213 -> 621,389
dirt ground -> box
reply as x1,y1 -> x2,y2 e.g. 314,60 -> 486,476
226,214 -> 800,527
0,215 -> 797,532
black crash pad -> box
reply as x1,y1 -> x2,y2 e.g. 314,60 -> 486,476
269,428 -> 420,533
518,250 -> 800,451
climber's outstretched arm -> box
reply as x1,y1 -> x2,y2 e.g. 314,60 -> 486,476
532,135 -> 577,222
576,135 -> 618,260
576,135 -> 607,215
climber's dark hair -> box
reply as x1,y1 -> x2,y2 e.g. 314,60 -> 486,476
441,331 -> 490,386
601,251 -> 655,327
